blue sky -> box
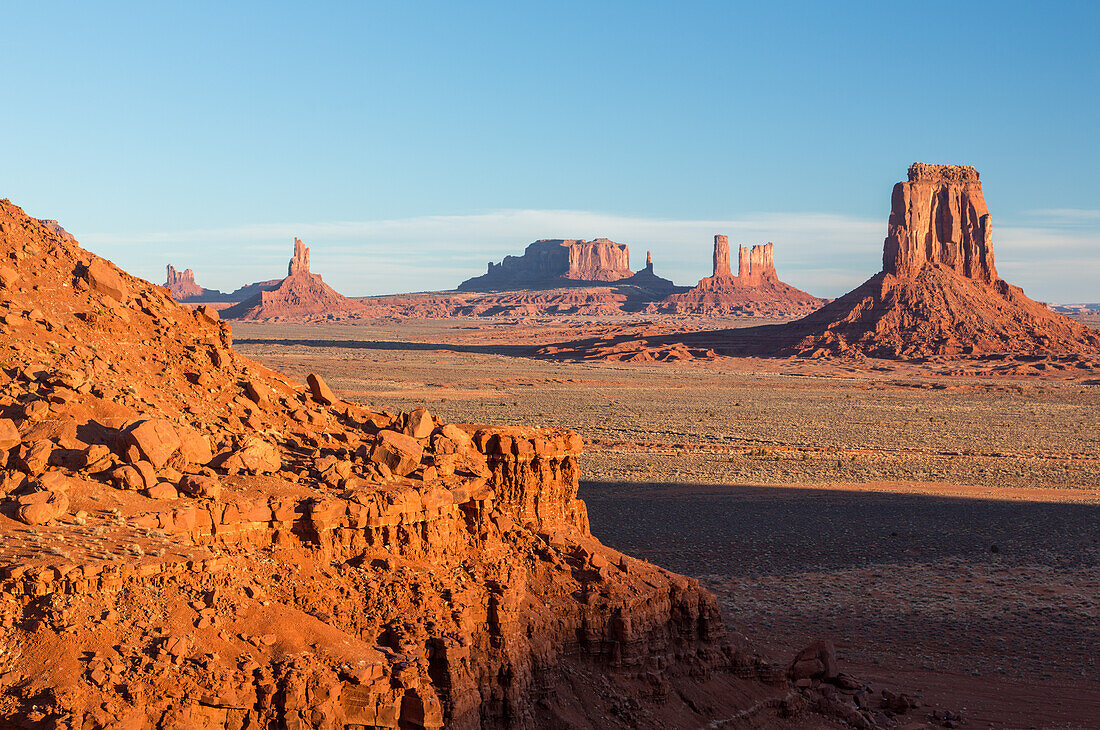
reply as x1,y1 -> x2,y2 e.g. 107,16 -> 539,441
3,1 -> 1098,301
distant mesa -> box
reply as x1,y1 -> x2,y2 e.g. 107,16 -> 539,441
781,163 -> 1100,358
38,219 -> 75,242
164,264 -> 229,303
220,237 -> 359,320
459,238 -> 634,291
653,235 -> 825,316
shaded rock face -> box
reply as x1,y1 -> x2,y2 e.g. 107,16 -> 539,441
883,164 -> 997,283
656,236 -> 823,316
221,238 -> 358,320
779,163 -> 1100,359
459,239 -> 632,291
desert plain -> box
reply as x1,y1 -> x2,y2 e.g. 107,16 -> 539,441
234,315 -> 1100,728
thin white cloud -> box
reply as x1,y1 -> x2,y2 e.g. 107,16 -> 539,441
79,208 -> 1100,302
1025,208 -> 1100,221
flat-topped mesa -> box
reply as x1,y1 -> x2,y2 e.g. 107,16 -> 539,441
562,238 -> 630,280
458,238 -> 633,291
884,162 -> 997,283
288,237 -> 311,277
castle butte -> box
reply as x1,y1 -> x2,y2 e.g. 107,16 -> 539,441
220,237 -> 360,320
653,235 -> 825,316
780,163 -> 1100,358
0,197 -> 882,728
163,265 -> 229,303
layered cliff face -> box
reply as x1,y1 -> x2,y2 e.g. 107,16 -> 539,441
459,239 -> 633,291
655,236 -> 824,316
0,199 -> 837,729
781,163 -> 1100,358
221,238 -> 360,320
883,164 -> 997,283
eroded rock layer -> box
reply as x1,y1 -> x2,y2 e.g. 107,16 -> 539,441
0,199 -> 860,729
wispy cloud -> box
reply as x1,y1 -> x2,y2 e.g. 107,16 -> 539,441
80,208 -> 1100,302
1025,208 -> 1100,221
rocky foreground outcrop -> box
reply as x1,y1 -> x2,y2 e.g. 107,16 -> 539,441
459,239 -> 634,291
221,238 -> 360,320
654,236 -> 825,317
0,200 -> 896,729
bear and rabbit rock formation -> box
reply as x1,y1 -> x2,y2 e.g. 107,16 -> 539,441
0,199 -> 876,729
654,235 -> 824,317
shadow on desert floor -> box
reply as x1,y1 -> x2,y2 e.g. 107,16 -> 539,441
580,480 -> 1099,577
235,337 -> 539,357
581,480 -> 1100,725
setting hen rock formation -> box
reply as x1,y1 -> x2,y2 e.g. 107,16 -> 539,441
655,235 -> 825,316
783,163 -> 1100,358
459,238 -> 633,291
0,198 -> 863,729
163,265 -> 229,303
221,238 -> 359,320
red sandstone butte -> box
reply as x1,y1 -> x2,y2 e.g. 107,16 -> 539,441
164,265 -> 204,299
221,237 -> 360,320
459,238 -> 634,291
783,163 -> 1100,358
654,235 -> 824,316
